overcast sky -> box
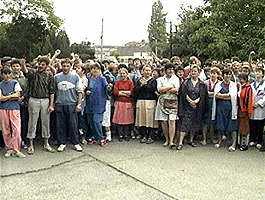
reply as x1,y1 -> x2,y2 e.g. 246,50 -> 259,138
53,0 -> 204,46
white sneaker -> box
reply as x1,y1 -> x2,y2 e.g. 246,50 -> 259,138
249,142 -> 255,147
15,151 -> 26,158
4,150 -> 14,158
74,144 -> 83,152
106,132 -> 112,142
214,144 -> 220,148
256,144 -> 262,149
222,135 -> 227,140
57,144 -> 66,152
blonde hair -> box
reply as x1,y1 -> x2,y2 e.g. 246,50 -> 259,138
190,64 -> 201,72
118,67 -> 128,74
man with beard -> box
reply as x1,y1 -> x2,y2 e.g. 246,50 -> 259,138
21,56 -> 56,154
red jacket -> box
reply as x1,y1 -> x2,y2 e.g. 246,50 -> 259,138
113,79 -> 134,103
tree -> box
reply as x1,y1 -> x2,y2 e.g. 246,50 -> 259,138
148,0 -> 168,58
70,41 -> 95,62
53,30 -> 71,58
0,0 -> 63,29
173,0 -> 265,61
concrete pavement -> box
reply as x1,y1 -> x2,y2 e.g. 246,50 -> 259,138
1,140 -> 265,200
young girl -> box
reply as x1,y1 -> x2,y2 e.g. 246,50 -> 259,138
0,67 -> 25,158
112,68 -> 134,141
201,67 -> 220,145
237,73 -> 253,151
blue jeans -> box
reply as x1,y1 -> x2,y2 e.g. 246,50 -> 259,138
87,113 -> 104,141
56,105 -> 79,145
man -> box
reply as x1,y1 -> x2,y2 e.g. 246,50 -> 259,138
21,56 -> 56,154
11,59 -> 29,149
54,58 -> 83,152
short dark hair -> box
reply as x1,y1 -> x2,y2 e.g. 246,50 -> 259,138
10,59 -> 21,66
238,73 -> 248,81
222,68 -> 232,75
38,56 -> 50,66
164,63 -> 175,71
256,67 -> 265,76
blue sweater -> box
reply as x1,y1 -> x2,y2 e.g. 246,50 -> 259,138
85,76 -> 108,114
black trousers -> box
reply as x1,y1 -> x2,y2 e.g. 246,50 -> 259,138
117,125 -> 130,138
249,119 -> 265,145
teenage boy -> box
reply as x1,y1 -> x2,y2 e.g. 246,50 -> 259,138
54,58 -> 83,152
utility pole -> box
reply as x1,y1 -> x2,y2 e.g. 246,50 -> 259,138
170,21 -> 173,58
100,18 -> 104,61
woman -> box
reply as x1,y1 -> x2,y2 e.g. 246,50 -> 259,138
201,67 -> 220,145
135,66 -> 158,144
155,63 -> 179,149
85,63 -> 110,147
212,69 -> 238,152
112,68 -> 134,141
250,68 -> 265,150
178,64 -> 208,150
0,67 -> 26,158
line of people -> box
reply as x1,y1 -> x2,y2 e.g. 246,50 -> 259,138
0,52 -> 265,159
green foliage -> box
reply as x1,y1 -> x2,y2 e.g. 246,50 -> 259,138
0,0 -> 95,61
70,42 -> 95,62
0,0 -> 63,29
166,0 -> 265,61
148,0 -> 168,58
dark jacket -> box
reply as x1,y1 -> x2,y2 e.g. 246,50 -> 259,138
178,78 -> 209,120
134,77 -> 157,101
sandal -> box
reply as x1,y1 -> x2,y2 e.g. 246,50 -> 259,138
163,142 -> 169,147
44,145 -> 56,153
27,147 -> 34,155
177,144 -> 183,150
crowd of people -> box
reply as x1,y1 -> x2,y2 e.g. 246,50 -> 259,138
0,50 -> 265,158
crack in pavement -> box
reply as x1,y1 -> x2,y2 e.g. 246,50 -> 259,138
1,152 -> 178,200
1,154 -> 90,178
86,153 -> 179,200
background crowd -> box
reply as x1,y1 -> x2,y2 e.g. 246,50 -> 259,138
1,50 -> 265,158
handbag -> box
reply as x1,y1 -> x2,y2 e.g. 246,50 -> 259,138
163,98 -> 178,109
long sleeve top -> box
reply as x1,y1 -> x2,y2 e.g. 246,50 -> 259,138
113,79 -> 134,103
134,77 -> 157,100
251,79 -> 265,120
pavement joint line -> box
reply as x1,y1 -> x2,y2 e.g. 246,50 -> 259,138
86,153 -> 179,200
0,154 -> 89,178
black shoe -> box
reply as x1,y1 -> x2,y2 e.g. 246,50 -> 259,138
119,136 -> 123,142
187,142 -> 197,147
259,146 -> 265,152
169,143 -> 177,149
124,136 -> 130,142
239,145 -> 248,151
